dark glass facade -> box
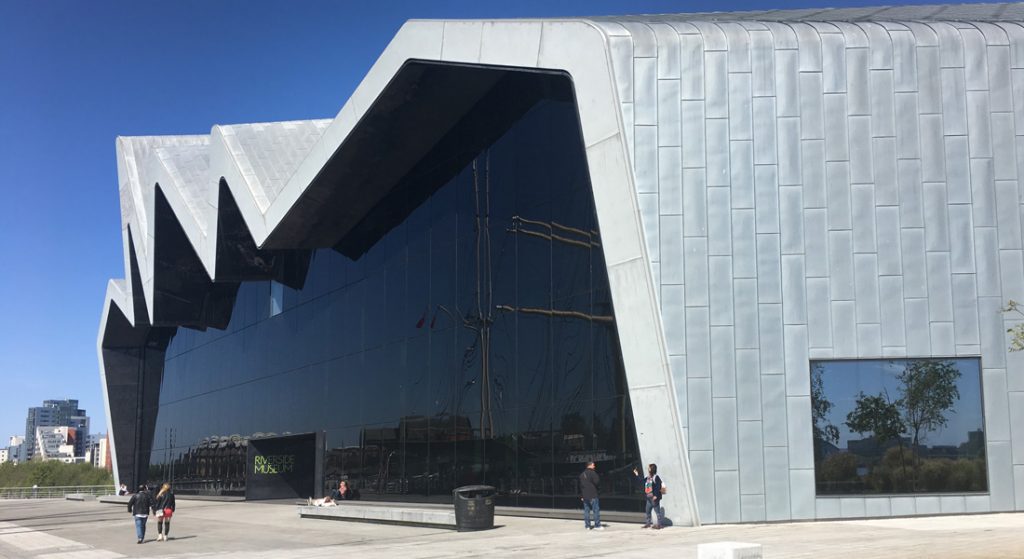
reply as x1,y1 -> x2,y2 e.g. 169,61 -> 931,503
147,97 -> 643,510
811,358 -> 987,495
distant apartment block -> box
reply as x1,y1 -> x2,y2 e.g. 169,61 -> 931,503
23,399 -> 89,460
85,434 -> 110,470
6,435 -> 25,464
35,426 -> 80,463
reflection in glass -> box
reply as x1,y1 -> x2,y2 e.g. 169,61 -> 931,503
811,358 -> 987,495
147,96 -> 642,510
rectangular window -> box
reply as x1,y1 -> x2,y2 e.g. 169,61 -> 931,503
810,357 -> 987,495
269,281 -> 283,318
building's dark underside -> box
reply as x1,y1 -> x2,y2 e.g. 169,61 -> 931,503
101,62 -> 645,510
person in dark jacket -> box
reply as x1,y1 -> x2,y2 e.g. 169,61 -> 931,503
633,464 -> 664,529
153,483 -> 176,541
578,462 -> 605,530
330,480 -> 354,501
127,485 -> 154,544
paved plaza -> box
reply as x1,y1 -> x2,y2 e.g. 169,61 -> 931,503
0,498 -> 1021,558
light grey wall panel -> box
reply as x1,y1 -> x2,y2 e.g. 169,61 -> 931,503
916,494 -> 949,517
787,396 -> 814,470
659,147 -> 683,214
865,497 -> 892,517
715,470 -> 742,523
1007,391 -> 1024,464
926,252 -> 954,321
711,325 -> 737,397
733,277 -> 760,349
729,72 -> 753,141
738,419 -> 765,494
782,255 -> 807,325
757,234 -> 783,303
764,446 -> 791,520
816,497 -> 841,519
879,276 -> 908,348
713,397 -> 739,470
662,284 -> 686,356
730,141 -> 754,209
661,214 -> 684,285
685,238 -> 709,306
687,377 -> 714,451
984,369 -> 1011,442
707,188 -> 732,256
759,303 -> 785,373
877,206 -> 903,275
736,349 -> 762,421
707,119 -> 731,187
898,160 -> 924,227
873,138 -> 898,205
854,254 -> 880,323
690,450 -> 716,522
741,494 -> 766,522
851,185 -> 877,252
989,440 -> 1015,511
940,495 -> 966,514
790,468 -> 816,520
686,307 -> 711,377
1016,466 -> 1024,509
711,258 -> 739,317
780,186 -> 804,255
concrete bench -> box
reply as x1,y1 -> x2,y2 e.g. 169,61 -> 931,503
98,495 -> 131,505
64,494 -> 97,501
298,504 -> 456,529
697,542 -> 763,559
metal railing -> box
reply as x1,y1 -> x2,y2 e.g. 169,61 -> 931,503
0,485 -> 114,499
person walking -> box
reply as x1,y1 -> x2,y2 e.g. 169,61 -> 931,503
153,483 -> 176,541
127,484 -> 154,544
633,464 -> 665,529
578,461 -> 605,530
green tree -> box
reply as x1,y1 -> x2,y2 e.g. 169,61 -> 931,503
0,461 -> 113,488
845,391 -> 904,445
818,452 -> 859,487
845,390 -> 908,483
1003,300 -> 1024,351
897,360 -> 961,451
810,363 -> 840,461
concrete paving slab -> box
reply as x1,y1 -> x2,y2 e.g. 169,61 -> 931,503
0,498 -> 1021,558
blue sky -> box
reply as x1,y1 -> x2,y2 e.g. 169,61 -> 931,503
0,0 -> 984,443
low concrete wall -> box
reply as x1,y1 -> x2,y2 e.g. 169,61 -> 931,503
298,504 -> 456,529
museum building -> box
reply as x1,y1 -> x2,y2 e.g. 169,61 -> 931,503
99,3 -> 1024,525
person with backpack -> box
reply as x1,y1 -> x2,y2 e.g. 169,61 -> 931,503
578,461 -> 605,530
633,464 -> 665,529
127,484 -> 154,544
153,483 -> 176,541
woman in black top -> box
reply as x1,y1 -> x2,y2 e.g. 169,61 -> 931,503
153,483 -> 176,541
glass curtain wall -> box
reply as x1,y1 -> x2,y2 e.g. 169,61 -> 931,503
148,97 -> 643,510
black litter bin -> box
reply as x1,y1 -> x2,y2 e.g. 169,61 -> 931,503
452,485 -> 496,532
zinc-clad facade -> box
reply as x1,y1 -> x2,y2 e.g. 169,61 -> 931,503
589,11 -> 1024,523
